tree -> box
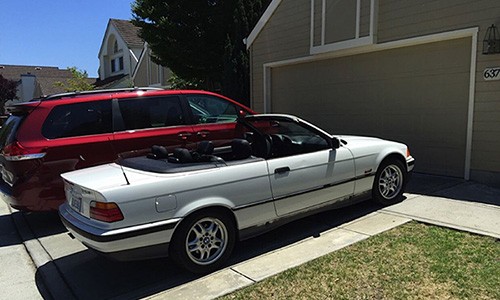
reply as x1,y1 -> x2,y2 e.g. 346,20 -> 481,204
132,0 -> 270,105
0,74 -> 18,112
55,67 -> 95,92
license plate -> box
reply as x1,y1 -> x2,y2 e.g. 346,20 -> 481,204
71,196 -> 82,212
69,187 -> 82,212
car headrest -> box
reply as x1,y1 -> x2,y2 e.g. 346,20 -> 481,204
196,141 -> 214,155
173,148 -> 194,163
232,139 -> 252,160
250,135 -> 271,159
148,145 -> 169,159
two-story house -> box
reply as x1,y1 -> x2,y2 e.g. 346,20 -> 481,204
97,19 -> 172,89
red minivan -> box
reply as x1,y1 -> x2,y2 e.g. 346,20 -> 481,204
0,88 -> 254,211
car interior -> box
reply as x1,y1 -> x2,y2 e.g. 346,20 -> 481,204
118,116 -> 333,174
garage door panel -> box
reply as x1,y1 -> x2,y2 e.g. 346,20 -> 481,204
271,38 -> 471,177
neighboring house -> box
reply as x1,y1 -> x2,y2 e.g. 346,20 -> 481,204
97,19 -> 172,89
246,0 -> 500,187
0,65 -> 75,103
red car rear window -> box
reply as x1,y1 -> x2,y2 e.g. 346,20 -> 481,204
0,115 -> 25,150
41,101 -> 113,139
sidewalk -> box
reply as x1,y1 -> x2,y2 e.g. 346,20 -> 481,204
2,174 -> 499,300
0,200 -> 47,299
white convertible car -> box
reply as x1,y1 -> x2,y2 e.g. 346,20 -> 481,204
59,114 -> 414,273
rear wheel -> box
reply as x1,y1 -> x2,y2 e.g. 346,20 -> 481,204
372,159 -> 406,205
170,209 -> 235,273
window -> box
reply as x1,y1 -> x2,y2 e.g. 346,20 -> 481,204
113,40 -> 119,53
111,57 -> 123,73
118,96 -> 184,130
187,95 -> 239,124
42,101 -> 112,139
311,0 -> 376,54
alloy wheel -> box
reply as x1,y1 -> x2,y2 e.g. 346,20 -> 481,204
185,217 -> 228,265
378,164 -> 403,200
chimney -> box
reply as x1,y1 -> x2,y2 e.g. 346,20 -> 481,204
20,74 -> 37,102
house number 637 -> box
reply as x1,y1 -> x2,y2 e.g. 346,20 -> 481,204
483,67 -> 500,81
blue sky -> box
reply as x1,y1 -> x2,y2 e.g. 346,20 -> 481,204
0,0 -> 134,78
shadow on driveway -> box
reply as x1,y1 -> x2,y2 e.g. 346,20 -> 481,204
406,173 -> 500,206
0,214 -> 22,247
0,210 -> 66,248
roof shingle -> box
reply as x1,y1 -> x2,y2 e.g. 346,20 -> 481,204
110,19 -> 144,48
0,65 -> 97,96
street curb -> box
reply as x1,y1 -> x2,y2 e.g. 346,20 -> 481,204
9,208 -> 76,300
381,209 -> 500,239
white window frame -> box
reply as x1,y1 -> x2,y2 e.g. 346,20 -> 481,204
110,55 -> 124,74
310,0 -> 378,55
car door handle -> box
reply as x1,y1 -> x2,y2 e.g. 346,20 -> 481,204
178,132 -> 192,140
275,167 -> 290,174
196,131 -> 210,138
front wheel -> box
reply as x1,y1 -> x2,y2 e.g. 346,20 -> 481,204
169,209 -> 235,273
372,159 -> 406,205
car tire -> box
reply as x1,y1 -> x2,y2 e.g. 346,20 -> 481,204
169,209 -> 236,273
372,158 -> 406,206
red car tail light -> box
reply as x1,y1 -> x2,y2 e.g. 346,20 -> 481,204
2,141 -> 46,161
90,201 -> 124,222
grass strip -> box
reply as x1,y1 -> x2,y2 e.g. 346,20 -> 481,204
221,222 -> 499,299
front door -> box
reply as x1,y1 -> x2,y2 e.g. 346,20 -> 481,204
242,117 -> 355,216
269,147 -> 355,216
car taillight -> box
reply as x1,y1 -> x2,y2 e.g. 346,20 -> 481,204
2,141 -> 46,161
90,201 -> 124,222
406,148 -> 411,158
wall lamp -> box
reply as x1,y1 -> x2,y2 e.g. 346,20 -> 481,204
483,24 -> 500,55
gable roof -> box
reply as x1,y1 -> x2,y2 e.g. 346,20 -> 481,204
246,0 -> 282,49
98,19 -> 144,60
110,19 -> 144,48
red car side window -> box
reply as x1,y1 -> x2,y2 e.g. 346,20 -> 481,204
41,101 -> 112,139
187,95 -> 239,124
118,96 -> 184,130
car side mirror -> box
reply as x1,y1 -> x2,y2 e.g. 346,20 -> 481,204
331,137 -> 340,149
237,110 -> 247,118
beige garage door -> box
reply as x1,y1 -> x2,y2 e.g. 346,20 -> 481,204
271,38 -> 471,177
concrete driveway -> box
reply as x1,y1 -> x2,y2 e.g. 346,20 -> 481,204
1,174 -> 498,299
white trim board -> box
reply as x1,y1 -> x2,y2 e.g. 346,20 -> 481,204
261,27 -> 479,179
246,0 -> 283,50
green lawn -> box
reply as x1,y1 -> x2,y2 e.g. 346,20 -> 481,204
221,222 -> 500,299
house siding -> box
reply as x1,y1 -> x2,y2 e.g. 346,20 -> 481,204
133,57 -> 149,87
250,0 -> 500,185
251,0 -> 311,111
